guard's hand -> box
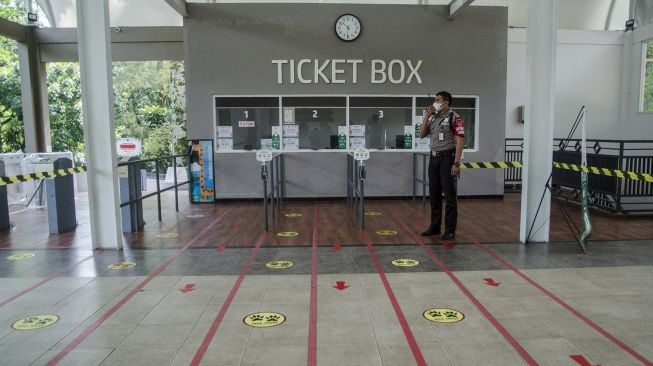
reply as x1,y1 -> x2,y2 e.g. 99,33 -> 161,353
451,165 -> 461,176
426,105 -> 436,116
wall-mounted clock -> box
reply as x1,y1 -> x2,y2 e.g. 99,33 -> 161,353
335,14 -> 361,42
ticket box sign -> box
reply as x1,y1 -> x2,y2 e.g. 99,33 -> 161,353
116,138 -> 141,157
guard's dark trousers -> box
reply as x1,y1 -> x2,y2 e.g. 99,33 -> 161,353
428,155 -> 457,234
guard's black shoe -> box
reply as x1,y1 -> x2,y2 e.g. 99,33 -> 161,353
421,229 -> 441,236
441,233 -> 455,240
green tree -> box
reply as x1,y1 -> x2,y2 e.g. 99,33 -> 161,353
645,42 -> 653,112
47,62 -> 85,162
0,2 -> 25,152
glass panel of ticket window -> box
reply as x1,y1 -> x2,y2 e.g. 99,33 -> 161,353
349,97 -> 413,150
415,96 -> 477,150
280,97 -> 347,150
214,97 -> 279,151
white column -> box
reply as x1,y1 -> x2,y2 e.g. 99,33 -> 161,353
519,0 -> 557,243
76,0 -> 123,250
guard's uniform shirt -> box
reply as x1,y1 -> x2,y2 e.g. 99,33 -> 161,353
426,110 -> 465,151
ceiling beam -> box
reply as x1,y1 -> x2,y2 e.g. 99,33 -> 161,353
164,0 -> 188,17
449,0 -> 475,19
0,16 -> 27,42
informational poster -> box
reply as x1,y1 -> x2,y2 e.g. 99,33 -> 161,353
217,138 -> 233,151
414,116 -> 430,151
116,137 -> 141,157
283,125 -> 299,137
216,126 -> 233,138
271,126 -> 281,150
261,138 -> 273,150
188,139 -> 215,203
337,126 -> 348,149
350,125 -> 365,137
349,137 -> 365,149
403,126 -> 413,149
283,137 -> 299,150
283,108 -> 295,124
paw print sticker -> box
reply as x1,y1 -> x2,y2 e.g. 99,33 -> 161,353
423,308 -> 464,323
12,315 -> 60,330
243,312 -> 286,328
392,258 -> 420,267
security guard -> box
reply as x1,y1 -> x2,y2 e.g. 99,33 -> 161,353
419,91 -> 465,240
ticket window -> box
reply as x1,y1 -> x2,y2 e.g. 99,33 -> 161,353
349,97 -> 412,150
215,97 -> 279,151
281,97 -> 346,150
415,96 -> 477,150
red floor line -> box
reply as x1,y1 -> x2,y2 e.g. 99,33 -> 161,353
45,208 -> 233,366
359,229 -> 427,366
0,250 -> 101,307
307,207 -> 318,366
190,232 -> 267,366
464,233 -> 653,366
390,212 -> 540,366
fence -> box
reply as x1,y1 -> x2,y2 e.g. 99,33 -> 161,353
505,139 -> 653,214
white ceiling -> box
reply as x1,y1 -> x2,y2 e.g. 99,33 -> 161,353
37,0 -> 630,31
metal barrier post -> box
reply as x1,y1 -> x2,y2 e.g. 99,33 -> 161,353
422,154 -> 427,204
262,163 -> 269,231
359,162 -> 365,229
412,153 -> 416,201
155,159 -> 161,221
173,156 -> 179,212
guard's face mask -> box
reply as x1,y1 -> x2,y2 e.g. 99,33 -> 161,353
433,102 -> 443,112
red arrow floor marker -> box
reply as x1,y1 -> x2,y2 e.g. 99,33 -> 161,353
443,242 -> 455,249
484,278 -> 501,287
570,355 -> 600,366
416,220 -> 427,226
332,244 -> 342,252
179,284 -> 196,294
233,223 -> 242,229
332,281 -> 349,291
216,246 -> 225,253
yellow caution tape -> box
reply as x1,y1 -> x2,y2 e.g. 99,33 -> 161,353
0,166 -> 87,186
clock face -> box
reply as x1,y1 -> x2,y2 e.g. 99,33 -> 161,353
335,14 -> 361,42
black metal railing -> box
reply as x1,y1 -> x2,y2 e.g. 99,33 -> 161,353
412,152 -> 429,204
346,152 -> 366,229
505,138 -> 653,214
117,154 -> 189,222
261,153 -> 283,231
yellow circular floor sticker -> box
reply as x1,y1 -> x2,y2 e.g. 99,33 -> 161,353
266,260 -> 294,269
277,231 -> 299,237
365,212 -> 383,216
284,213 -> 302,217
376,230 -> 398,236
156,232 -> 178,238
392,259 -> 420,267
107,261 -> 136,270
423,308 -> 465,323
243,312 -> 286,328
12,315 -> 59,330
187,214 -> 205,218
7,253 -> 36,261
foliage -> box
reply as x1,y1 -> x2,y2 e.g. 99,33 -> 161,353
645,42 -> 653,112
0,2 -> 25,152
47,62 -> 84,161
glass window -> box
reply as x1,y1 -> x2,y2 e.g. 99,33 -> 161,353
643,40 -> 653,113
281,97 -> 346,150
349,97 -> 412,149
215,97 -> 278,151
415,96 -> 477,150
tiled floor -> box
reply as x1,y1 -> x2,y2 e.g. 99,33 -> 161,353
0,195 -> 652,365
